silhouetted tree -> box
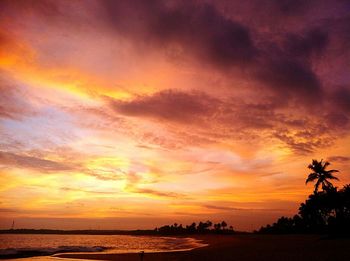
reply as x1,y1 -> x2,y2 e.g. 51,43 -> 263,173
206,220 -> 212,229
257,160 -> 350,235
258,184 -> 350,235
155,220 -> 233,235
214,223 -> 221,231
306,159 -> 339,194
221,221 -> 227,230
197,221 -> 212,233
186,222 -> 197,233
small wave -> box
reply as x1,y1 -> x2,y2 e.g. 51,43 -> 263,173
0,246 -> 108,259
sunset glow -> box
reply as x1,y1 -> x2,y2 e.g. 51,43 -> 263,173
0,0 -> 349,231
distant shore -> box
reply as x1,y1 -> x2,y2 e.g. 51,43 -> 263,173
0,229 -> 158,235
56,234 -> 350,261
0,229 -> 240,236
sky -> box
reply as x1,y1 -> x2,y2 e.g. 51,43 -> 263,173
0,0 -> 350,231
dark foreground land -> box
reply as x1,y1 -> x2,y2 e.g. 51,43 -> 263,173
57,234 -> 350,261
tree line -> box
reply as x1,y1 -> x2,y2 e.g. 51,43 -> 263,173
257,159 -> 350,235
154,220 -> 235,235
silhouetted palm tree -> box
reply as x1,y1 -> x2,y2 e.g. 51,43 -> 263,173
221,221 -> 227,230
306,159 -> 339,193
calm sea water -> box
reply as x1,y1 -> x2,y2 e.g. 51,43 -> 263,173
0,234 -> 206,259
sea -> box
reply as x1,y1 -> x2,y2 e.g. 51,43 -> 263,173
0,234 -> 206,260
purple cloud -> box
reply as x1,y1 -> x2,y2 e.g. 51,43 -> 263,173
109,90 -> 219,123
103,0 -> 257,68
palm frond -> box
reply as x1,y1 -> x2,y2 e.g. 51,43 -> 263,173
306,173 -> 318,184
323,161 -> 330,169
327,174 -> 339,180
308,159 -> 319,170
325,170 -> 339,180
326,169 -> 339,173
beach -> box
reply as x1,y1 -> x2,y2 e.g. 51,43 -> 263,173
56,234 -> 350,261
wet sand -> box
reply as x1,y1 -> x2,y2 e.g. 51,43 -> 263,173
56,234 -> 350,260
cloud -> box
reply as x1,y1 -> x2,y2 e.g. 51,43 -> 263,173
123,171 -> 186,199
331,87 -> 350,113
269,0 -> 310,15
132,188 -> 185,199
2,0 -> 344,116
324,87 -> 350,130
325,112 -> 349,130
84,171 -> 122,181
0,151 -> 74,172
0,208 -> 18,213
0,0 -> 84,29
60,187 -> 116,195
0,145 -> 126,181
102,2 -> 330,92
109,90 -> 219,123
253,28 -> 329,105
203,204 -> 284,212
254,57 -> 323,105
283,28 -> 329,59
108,89 -> 341,153
0,76 -> 35,120
202,204 -> 244,211
273,131 -> 331,154
0,0 -> 59,19
327,156 -> 350,163
109,89 -> 279,130
103,0 -> 256,67
100,0 -> 332,112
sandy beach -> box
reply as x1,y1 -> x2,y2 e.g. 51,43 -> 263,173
56,234 -> 350,261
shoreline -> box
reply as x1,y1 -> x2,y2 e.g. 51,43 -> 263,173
55,234 -> 350,261
0,235 -> 207,260
54,235 -> 210,260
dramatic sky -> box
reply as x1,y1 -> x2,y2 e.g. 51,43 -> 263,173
0,0 -> 350,231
